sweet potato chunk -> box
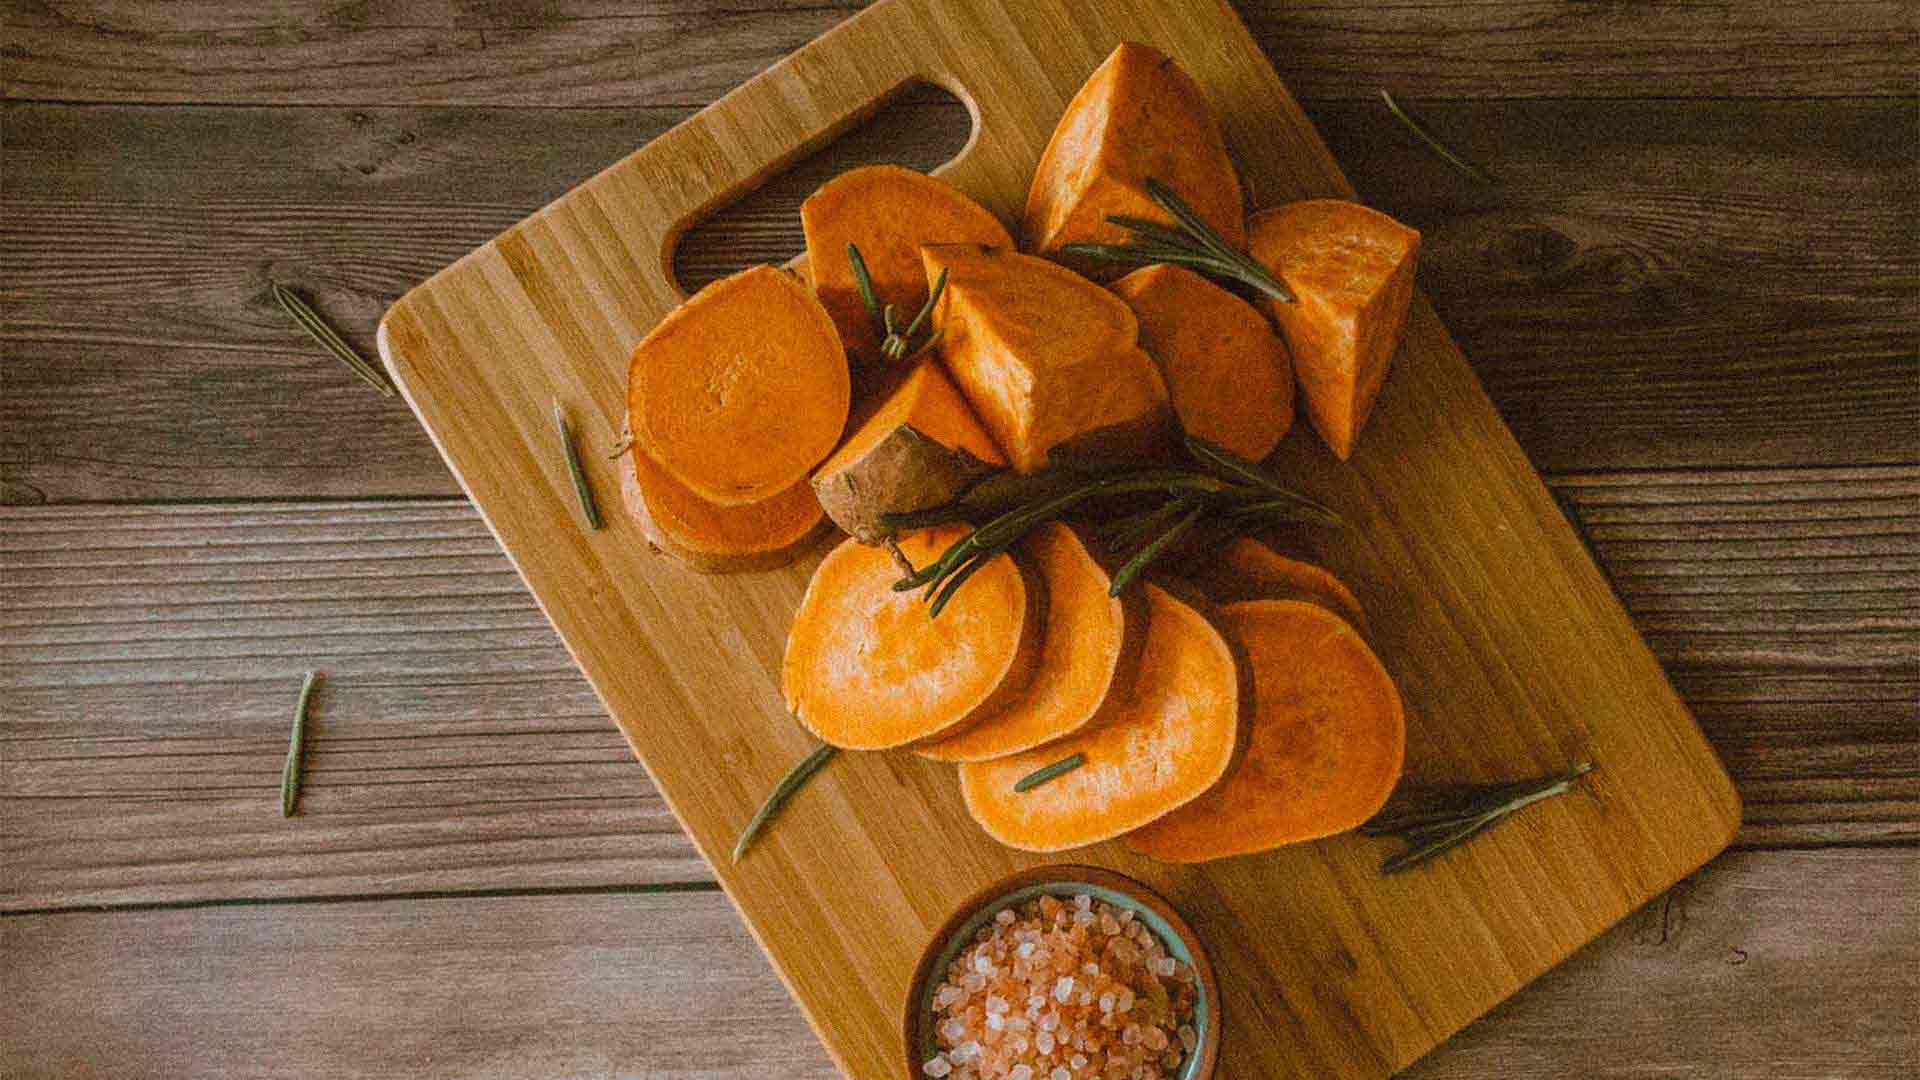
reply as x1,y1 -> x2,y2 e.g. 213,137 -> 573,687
924,243 -> 1171,473
783,526 -> 1043,750
960,582 -> 1244,852
619,446 -> 829,574
1127,599 -> 1404,862
1188,538 -> 1366,632
627,265 -> 849,505
1247,200 -> 1420,460
802,165 -> 1013,369
1024,42 -> 1244,278
1111,264 -> 1294,461
920,522 -> 1143,762
810,359 -> 1004,543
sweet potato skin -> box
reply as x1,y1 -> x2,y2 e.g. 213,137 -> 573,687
1247,200 -> 1420,460
783,526 -> 1045,751
959,582 -> 1244,852
802,165 -> 1013,370
619,446 -> 830,573
1024,42 -> 1245,279
924,243 -> 1173,473
1187,538 -> 1366,632
1112,264 -> 1294,462
919,522 -> 1145,762
810,360 -> 1004,543
1126,599 -> 1405,862
627,264 -> 850,505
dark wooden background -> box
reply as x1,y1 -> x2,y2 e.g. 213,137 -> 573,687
2,2 -> 1915,1076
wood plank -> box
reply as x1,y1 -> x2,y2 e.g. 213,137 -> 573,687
2,850 -> 1913,1078
5,99 -> 1915,503
5,1 -> 1914,105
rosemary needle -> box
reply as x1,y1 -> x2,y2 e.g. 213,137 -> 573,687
271,283 -> 396,397
1379,90 -> 1498,185
282,671 -> 319,818
733,744 -> 839,862
1015,753 -> 1086,793
1366,762 -> 1595,874
553,401 -> 603,530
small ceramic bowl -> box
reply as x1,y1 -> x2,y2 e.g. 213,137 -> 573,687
902,865 -> 1220,1080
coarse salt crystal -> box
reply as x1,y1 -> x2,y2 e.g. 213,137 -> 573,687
1154,957 -> 1176,977
942,1018 -> 967,1042
996,908 -> 1016,925
1115,988 -> 1135,1014
1073,909 -> 1095,925
1099,993 -> 1116,1014
986,1013 -> 1004,1032
1052,1068 -> 1071,1080
974,953 -> 995,975
1053,976 -> 1074,1002
923,1054 -> 952,1077
1035,1031 -> 1055,1055
1009,1066 -> 1032,1080
1074,894 -> 1093,911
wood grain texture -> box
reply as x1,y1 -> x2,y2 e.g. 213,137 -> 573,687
370,3 -> 1742,1074
3,851 -> 1913,1079
6,471 -> 1909,910
6,1 -> 1914,105
5,97 -> 1915,504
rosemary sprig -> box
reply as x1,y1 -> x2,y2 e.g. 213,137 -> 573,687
732,743 -> 839,862
1109,500 -> 1206,596
271,283 -> 396,397
1014,753 -> 1086,793
1379,90 -> 1497,185
282,671 -> 319,818
846,244 -> 947,363
1185,435 -> 1342,527
1058,178 -> 1295,303
1364,762 -> 1595,874
552,401 -> 603,530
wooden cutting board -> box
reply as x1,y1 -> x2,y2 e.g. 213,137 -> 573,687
376,0 -> 1740,1075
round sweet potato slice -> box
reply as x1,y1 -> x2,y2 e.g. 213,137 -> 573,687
1127,599 -> 1404,863
959,582 -> 1243,851
619,447 -> 830,574
1188,538 -> 1366,632
919,522 -> 1143,763
627,264 -> 849,505
783,525 -> 1044,751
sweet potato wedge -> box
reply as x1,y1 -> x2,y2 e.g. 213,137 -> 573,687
923,243 -> 1172,473
1247,200 -> 1420,460
1127,599 -> 1404,862
783,525 -> 1044,750
959,582 -> 1244,851
627,265 -> 849,505
1111,264 -> 1294,462
810,359 -> 1004,543
1187,538 -> 1366,632
1023,42 -> 1244,278
619,444 -> 829,574
919,522 -> 1143,763
802,165 -> 1013,369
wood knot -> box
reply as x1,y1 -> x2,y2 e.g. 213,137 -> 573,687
1482,223 -> 1578,278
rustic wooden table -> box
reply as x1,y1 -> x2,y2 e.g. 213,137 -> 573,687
3,3 -> 1915,1077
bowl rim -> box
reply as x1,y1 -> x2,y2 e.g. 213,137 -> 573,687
899,863 -> 1221,1080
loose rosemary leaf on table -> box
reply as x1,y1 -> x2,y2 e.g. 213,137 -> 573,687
1364,762 -> 1596,874
733,743 -> 840,863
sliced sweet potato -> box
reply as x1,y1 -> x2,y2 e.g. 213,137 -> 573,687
1127,599 -> 1404,862
802,165 -> 1013,368
783,525 -> 1043,751
1023,42 -> 1244,278
1187,538 -> 1366,632
1247,200 -> 1420,460
920,522 -> 1143,763
959,582 -> 1243,851
627,264 -> 849,505
619,445 -> 829,573
810,359 -> 1004,543
923,243 -> 1172,473
1111,264 -> 1294,462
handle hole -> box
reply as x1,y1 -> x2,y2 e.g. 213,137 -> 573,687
671,82 -> 975,294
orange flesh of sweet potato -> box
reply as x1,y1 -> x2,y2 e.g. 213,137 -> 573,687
783,525 -> 1043,750
919,522 -> 1143,763
810,359 -> 1004,543
619,446 -> 828,574
802,165 -> 1013,369
1111,264 -> 1295,462
1188,538 -> 1367,632
1247,200 -> 1420,461
1023,42 -> 1245,278
627,264 -> 850,505
1126,599 -> 1404,862
959,582 -> 1243,852
923,243 -> 1171,473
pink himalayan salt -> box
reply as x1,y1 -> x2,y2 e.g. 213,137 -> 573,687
928,893 -> 1197,1080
